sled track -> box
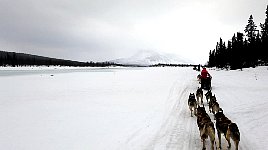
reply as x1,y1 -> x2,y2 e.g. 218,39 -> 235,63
146,78 -> 204,150
165,82 -> 200,150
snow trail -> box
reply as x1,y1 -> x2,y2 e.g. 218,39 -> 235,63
144,70 -> 204,150
164,80 -> 199,150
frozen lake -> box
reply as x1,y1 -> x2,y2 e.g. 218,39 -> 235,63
0,66 -> 268,150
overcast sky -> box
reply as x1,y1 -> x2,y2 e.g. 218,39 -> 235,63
0,0 -> 267,64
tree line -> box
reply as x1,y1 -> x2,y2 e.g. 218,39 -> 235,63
0,50 -> 197,67
150,63 -> 196,67
0,51 -> 116,67
208,5 -> 268,70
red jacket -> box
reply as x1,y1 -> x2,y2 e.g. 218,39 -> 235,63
201,69 -> 209,79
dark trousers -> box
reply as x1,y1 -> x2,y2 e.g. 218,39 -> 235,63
201,78 -> 206,88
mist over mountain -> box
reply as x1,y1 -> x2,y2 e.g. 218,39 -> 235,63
111,50 -> 194,66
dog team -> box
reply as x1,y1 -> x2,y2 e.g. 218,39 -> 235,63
188,88 -> 240,150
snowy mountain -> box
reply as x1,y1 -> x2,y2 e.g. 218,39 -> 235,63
111,50 -> 193,66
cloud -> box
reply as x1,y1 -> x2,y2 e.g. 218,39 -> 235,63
0,0 -> 151,61
0,0 -> 267,63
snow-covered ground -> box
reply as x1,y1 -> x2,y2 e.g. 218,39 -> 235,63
0,66 -> 267,150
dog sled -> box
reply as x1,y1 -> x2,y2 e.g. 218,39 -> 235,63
201,76 -> 212,90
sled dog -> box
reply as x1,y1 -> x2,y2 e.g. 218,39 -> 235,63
196,87 -> 204,106
196,106 -> 215,150
197,74 -> 202,83
208,95 -> 217,113
208,95 -> 220,119
205,90 -> 212,104
226,123 -> 240,150
188,93 -> 197,117
215,111 -> 240,150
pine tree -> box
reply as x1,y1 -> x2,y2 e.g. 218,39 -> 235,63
216,38 -> 227,68
230,34 -> 238,69
215,42 -> 220,68
208,49 -> 216,67
260,5 -> 268,63
255,31 -> 262,64
229,33 -> 244,69
260,5 -> 268,41
244,15 -> 258,67
208,50 -> 212,67
245,15 -> 257,43
226,40 -> 232,67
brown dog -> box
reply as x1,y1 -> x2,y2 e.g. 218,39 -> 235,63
208,95 -> 219,112
196,107 -> 215,150
226,123 -> 240,150
215,111 -> 240,150
188,93 -> 197,117
208,95 -> 221,120
197,74 -> 202,83
205,90 -> 212,104
196,87 -> 204,106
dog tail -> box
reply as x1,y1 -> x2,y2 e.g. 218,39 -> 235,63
201,122 -> 214,140
229,123 -> 240,141
207,122 -> 215,141
207,122 -> 215,150
201,125 -> 207,139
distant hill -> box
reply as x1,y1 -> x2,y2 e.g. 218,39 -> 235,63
110,50 -> 193,66
0,50 -> 115,67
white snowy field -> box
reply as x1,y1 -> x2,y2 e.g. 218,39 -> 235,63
0,66 -> 268,150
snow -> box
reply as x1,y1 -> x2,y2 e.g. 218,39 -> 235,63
0,66 -> 268,150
